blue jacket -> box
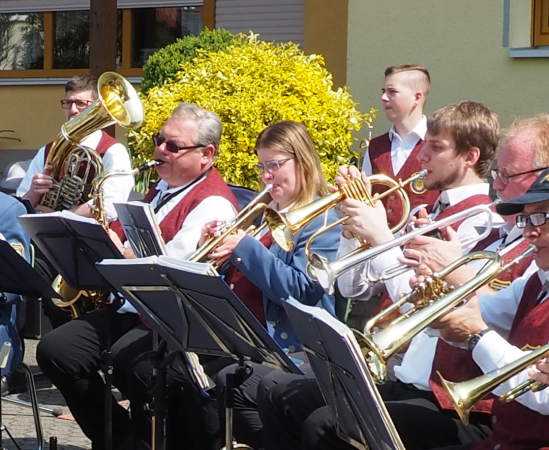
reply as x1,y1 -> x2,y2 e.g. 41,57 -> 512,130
229,208 -> 341,351
0,193 -> 30,374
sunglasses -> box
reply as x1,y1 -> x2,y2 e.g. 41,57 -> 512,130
491,167 -> 549,186
254,158 -> 294,175
516,212 -> 549,229
152,133 -> 206,153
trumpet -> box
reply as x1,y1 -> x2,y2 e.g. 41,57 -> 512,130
187,184 -> 273,268
264,170 -> 427,260
438,342 -> 549,425
352,246 -> 535,384
311,202 -> 496,296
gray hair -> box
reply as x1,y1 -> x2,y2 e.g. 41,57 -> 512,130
169,103 -> 222,157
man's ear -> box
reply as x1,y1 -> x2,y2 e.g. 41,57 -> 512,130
201,144 -> 215,161
464,146 -> 481,168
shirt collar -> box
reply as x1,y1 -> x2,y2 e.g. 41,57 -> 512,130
388,115 -> 427,142
436,183 -> 491,208
500,223 -> 522,241
156,169 -> 210,195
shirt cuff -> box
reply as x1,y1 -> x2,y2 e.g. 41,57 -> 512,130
473,330 -> 520,373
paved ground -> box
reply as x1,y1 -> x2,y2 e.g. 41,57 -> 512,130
1,339 -> 90,450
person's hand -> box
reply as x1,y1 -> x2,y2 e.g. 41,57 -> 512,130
23,164 -> 54,206
429,297 -> 488,344
529,360 -> 549,385
108,229 -> 124,249
398,226 -> 462,272
406,207 -> 431,231
339,197 -> 392,245
199,220 -> 227,247
208,229 -> 247,266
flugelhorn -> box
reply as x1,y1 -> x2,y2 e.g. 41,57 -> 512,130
265,170 -> 427,259
438,341 -> 549,425
187,184 -> 273,268
311,202 -> 496,296
352,246 -> 536,384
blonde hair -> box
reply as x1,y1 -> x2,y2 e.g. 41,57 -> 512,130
427,101 -> 499,178
255,121 -> 329,209
384,64 -> 431,97
501,114 -> 549,168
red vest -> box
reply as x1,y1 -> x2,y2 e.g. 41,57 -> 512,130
370,194 -> 493,329
474,274 -> 549,450
111,167 -> 238,244
369,133 -> 440,228
223,232 -> 273,327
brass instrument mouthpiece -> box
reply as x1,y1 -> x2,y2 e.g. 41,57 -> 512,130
137,160 -> 164,173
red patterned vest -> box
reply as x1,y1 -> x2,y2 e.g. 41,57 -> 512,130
44,130 -> 118,185
369,133 -> 440,228
474,273 -> 549,450
223,232 -> 273,327
371,194 -> 493,329
110,167 -> 238,244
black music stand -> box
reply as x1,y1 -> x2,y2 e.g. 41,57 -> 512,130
0,239 -> 53,450
97,260 -> 303,450
283,298 -> 405,450
18,214 -> 123,450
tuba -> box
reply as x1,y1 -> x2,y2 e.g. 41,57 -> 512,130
41,72 -> 143,211
352,246 -> 536,384
50,160 -> 162,319
187,184 -> 273,269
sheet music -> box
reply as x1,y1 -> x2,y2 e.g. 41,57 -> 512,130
114,201 -> 167,257
100,255 -> 218,276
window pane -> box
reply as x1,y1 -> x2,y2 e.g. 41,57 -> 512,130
53,10 -> 90,69
0,12 -> 44,70
132,6 -> 203,68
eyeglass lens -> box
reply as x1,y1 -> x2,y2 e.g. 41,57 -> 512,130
516,213 -> 549,228
60,99 -> 92,109
152,134 -> 205,153
255,158 -> 293,174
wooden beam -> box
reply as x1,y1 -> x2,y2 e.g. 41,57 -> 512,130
89,0 -> 117,76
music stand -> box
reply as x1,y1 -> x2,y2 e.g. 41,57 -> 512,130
97,260 -> 303,450
18,214 -> 123,450
0,239 -> 53,450
283,297 -> 405,450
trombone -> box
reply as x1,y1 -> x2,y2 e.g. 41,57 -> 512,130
438,341 -> 549,425
187,184 -> 273,268
311,202 -> 496,296
352,246 -> 536,384
264,169 -> 428,260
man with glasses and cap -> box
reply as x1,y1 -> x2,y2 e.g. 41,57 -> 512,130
36,103 -> 239,450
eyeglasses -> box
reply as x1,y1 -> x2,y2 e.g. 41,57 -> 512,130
516,212 -> 549,229
254,158 -> 294,175
152,133 -> 206,153
60,99 -> 94,110
491,167 -> 549,186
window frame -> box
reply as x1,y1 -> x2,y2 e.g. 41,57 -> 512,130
533,0 -> 549,46
0,1 -> 213,78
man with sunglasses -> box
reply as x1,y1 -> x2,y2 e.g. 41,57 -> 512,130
17,73 -> 134,220
36,103 -> 239,450
422,168 -> 549,450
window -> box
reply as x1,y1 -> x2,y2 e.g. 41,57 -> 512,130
533,0 -> 549,46
0,3 -> 208,78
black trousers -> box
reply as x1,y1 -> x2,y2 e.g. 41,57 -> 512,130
214,353 -> 312,450
36,308 -> 147,450
260,376 -> 492,450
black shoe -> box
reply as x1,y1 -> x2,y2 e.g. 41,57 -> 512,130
1,372 -> 27,396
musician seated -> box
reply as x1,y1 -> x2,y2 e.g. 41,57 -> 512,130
35,103 -> 239,450
120,120 -> 342,450
258,101 -> 508,450
425,168 -> 549,450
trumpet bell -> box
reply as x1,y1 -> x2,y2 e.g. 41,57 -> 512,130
437,372 -> 473,425
352,329 -> 388,384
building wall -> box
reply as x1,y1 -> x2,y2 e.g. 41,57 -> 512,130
347,0 -> 549,138
0,84 -> 132,152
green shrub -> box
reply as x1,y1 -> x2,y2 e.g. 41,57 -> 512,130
129,32 -> 376,190
140,28 -> 243,95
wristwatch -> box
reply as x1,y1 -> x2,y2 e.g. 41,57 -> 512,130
467,329 -> 490,351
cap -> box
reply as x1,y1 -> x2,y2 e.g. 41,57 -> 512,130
496,168 -> 549,215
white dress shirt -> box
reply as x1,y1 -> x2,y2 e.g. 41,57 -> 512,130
362,116 -> 427,176
17,130 -> 134,222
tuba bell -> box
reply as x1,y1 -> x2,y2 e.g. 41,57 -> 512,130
41,72 -> 144,211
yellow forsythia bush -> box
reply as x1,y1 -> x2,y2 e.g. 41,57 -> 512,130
129,33 -> 375,190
